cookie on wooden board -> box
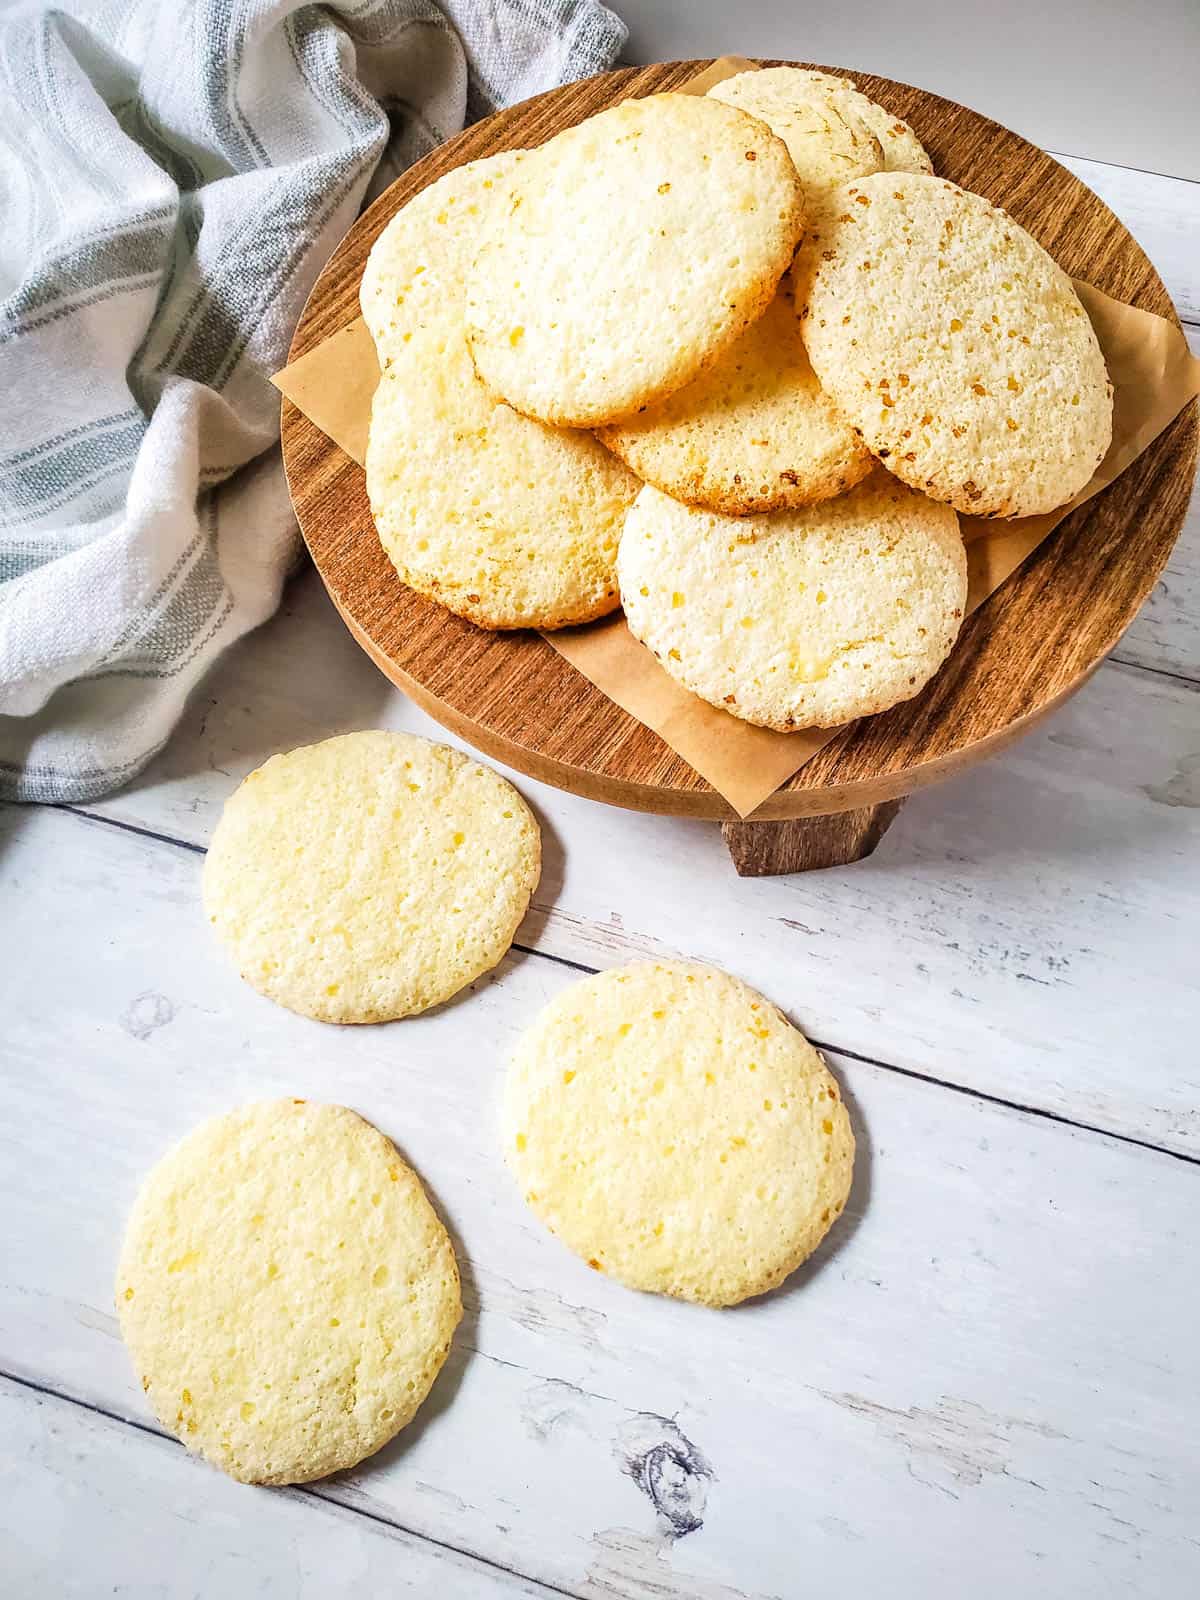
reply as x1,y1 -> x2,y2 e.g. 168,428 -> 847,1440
117,1100 -> 461,1484
708,66 -> 886,202
798,173 -> 1113,516
787,69 -> 933,175
361,152 -> 523,353
362,156 -> 637,629
203,731 -> 540,1023
465,94 -> 804,427
503,960 -> 855,1307
367,336 -> 637,629
599,285 -> 873,515
619,476 -> 966,730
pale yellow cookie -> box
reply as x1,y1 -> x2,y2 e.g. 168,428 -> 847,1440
362,156 -> 637,629
619,475 -> 966,730
465,94 -> 804,427
503,961 -> 854,1307
781,69 -> 933,175
361,153 -> 523,353
203,731 -> 540,1023
599,286 -> 873,514
799,173 -> 1113,516
367,337 -> 637,629
708,67 -> 885,202
117,1100 -> 461,1484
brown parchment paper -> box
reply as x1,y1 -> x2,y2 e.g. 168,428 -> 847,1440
274,56 -> 1200,819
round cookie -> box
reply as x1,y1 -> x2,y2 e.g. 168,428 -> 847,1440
362,157 -> 638,630
503,961 -> 855,1307
599,285 -> 873,515
619,476 -> 966,730
783,69 -> 933,175
203,731 -> 540,1023
799,173 -> 1113,517
367,338 -> 637,629
708,67 -> 885,203
361,153 -> 523,354
465,94 -> 804,428
117,1100 -> 461,1484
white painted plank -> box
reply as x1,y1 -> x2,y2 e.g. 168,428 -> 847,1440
1055,156 -> 1200,325
0,1378 -> 549,1598
3,804 -> 1199,1598
81,570 -> 1200,1155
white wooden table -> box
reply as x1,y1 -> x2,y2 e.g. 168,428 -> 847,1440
4,64 -> 1199,1600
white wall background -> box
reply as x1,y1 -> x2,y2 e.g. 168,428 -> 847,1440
618,0 -> 1200,181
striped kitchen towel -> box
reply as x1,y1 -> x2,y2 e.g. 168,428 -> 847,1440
0,0 -> 625,802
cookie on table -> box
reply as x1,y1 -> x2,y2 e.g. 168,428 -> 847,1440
599,285 -> 873,515
203,731 -> 540,1023
117,1100 -> 461,1485
708,66 -> 886,201
465,94 -> 804,428
798,173 -> 1113,517
503,961 -> 854,1307
362,157 -> 637,630
619,475 -> 966,730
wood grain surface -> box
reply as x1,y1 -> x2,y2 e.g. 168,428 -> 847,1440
722,799 -> 905,875
281,60 -> 1198,822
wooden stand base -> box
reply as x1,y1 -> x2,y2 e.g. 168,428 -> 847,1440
722,798 -> 904,877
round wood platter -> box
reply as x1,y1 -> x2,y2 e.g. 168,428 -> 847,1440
281,60 -> 1197,823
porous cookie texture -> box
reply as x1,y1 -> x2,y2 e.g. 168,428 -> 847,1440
708,67 -> 885,202
619,476 -> 966,730
203,731 -> 540,1023
798,173 -> 1113,516
367,339 -> 637,629
503,961 -> 855,1307
599,287 -> 873,515
117,1100 -> 462,1485
362,156 -> 637,629
465,94 -> 804,427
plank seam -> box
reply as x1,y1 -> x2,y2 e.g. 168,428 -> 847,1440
309,1488 -> 585,1600
1106,653 -> 1200,690
0,1365 -> 584,1600
809,1040 -> 1200,1169
1047,148 -> 1200,190
57,802 -> 207,855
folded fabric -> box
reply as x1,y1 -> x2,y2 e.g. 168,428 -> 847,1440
0,0 -> 626,801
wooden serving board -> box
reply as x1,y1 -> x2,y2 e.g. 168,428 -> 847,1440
280,60 -> 1197,843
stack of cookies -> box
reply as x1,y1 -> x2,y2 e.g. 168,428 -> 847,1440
362,67 -> 1113,732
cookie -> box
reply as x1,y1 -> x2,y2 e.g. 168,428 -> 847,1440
465,94 -> 804,427
708,67 -> 885,202
779,69 -> 933,175
798,173 -> 1113,516
362,157 -> 637,629
503,961 -> 854,1307
619,475 -> 966,730
361,153 -> 523,354
117,1100 -> 461,1484
599,285 -> 873,515
203,731 -> 540,1022
367,337 -> 637,629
